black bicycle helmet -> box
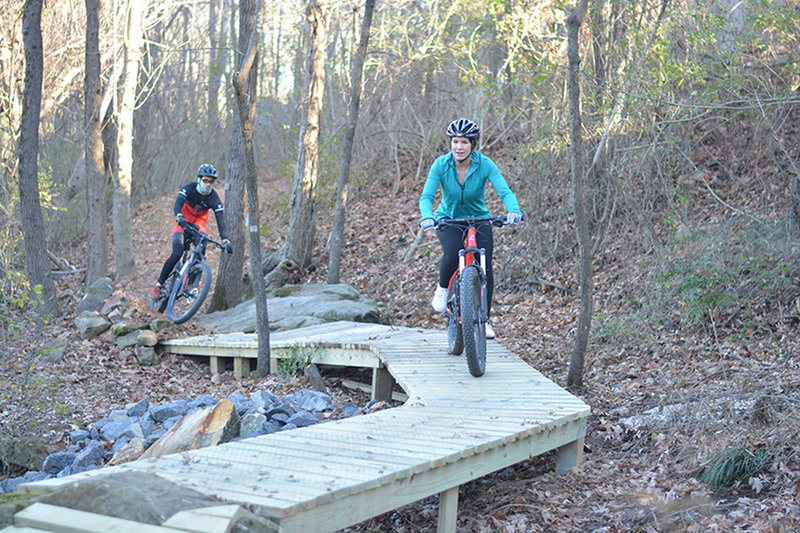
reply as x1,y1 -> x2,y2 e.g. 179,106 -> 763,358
197,164 -> 218,179
446,118 -> 480,142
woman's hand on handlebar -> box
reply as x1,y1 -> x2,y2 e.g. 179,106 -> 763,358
420,218 -> 436,231
505,212 -> 523,225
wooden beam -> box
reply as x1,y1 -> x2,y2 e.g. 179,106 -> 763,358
556,436 -> 585,473
437,486 -> 459,533
13,503 -> 173,532
371,366 -> 395,402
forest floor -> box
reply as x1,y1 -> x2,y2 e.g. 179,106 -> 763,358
3,167 -> 800,532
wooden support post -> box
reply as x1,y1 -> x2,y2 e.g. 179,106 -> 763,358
371,366 -> 395,402
270,357 -> 280,375
437,486 -> 459,533
555,437 -> 584,473
233,357 -> 249,379
209,356 -> 224,376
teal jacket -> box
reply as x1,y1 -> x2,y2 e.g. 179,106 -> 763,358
419,151 -> 521,220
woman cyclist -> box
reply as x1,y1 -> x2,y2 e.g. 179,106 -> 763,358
418,118 -> 523,339
150,164 -> 233,300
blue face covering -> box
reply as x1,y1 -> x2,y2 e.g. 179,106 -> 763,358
197,177 -> 213,195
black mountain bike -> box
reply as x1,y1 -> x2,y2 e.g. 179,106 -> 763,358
436,216 -> 510,377
150,224 -> 226,324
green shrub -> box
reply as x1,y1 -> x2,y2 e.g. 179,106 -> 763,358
699,446 -> 771,491
277,344 -> 319,380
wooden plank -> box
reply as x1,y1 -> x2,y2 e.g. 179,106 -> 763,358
161,505 -> 244,533
273,418 -> 586,530
14,503 -> 173,533
0,527 -> 54,533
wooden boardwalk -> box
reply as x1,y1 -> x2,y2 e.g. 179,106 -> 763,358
12,321 -> 590,533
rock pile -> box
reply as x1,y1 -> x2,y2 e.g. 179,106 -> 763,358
72,277 -> 170,366
0,389 -> 364,494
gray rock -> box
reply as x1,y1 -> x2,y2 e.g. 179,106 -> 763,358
262,421 -> 282,434
149,318 -> 172,332
145,428 -> 167,445
280,423 -> 298,432
36,471 -> 279,531
269,412 -> 289,425
35,340 -> 68,363
251,390 -> 280,410
266,402 -> 294,419
341,401 -> 362,418
150,401 -> 188,423
111,438 -> 130,453
288,390 -> 333,412
69,430 -> 90,444
75,311 -> 111,340
7,470 -> 53,491
240,413 -> 267,436
126,398 -> 149,418
75,294 -> 104,315
42,452 -> 76,475
195,283 -> 382,334
72,440 -> 105,471
67,444 -> 81,453
138,416 -> 155,437
136,345 -> 158,366
100,418 -> 143,442
162,415 -> 182,430
85,277 -> 115,301
188,395 -> 217,409
136,330 -> 158,347
286,411 -> 319,428
116,330 -> 139,348
227,392 -> 252,414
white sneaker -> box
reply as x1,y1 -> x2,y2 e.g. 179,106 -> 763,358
431,286 -> 448,312
485,322 -> 496,339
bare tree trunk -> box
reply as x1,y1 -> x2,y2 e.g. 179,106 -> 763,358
233,1 -> 270,374
207,0 -> 221,138
113,0 -> 144,278
566,0 -> 591,389
328,0 -> 375,284
284,0 -> 328,275
18,0 -> 57,316
85,0 -> 108,287
209,0 -> 256,311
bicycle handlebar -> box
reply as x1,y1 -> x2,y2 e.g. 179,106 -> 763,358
182,223 -> 226,250
434,215 -> 511,229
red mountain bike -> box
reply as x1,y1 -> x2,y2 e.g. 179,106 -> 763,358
436,215 -> 510,377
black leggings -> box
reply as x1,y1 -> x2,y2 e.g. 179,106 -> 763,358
437,221 -> 494,318
157,231 -> 204,284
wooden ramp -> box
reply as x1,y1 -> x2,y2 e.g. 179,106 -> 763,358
15,322 -> 590,533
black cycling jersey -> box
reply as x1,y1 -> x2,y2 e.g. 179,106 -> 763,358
173,182 -> 228,240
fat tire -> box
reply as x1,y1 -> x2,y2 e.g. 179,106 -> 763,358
166,261 -> 211,324
447,275 -> 463,355
460,265 -> 487,377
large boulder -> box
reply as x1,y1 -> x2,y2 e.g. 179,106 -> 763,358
35,471 -> 278,531
140,399 -> 240,460
195,283 -> 382,334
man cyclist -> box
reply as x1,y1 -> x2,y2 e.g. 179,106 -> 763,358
418,118 -> 523,339
150,164 -> 233,300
